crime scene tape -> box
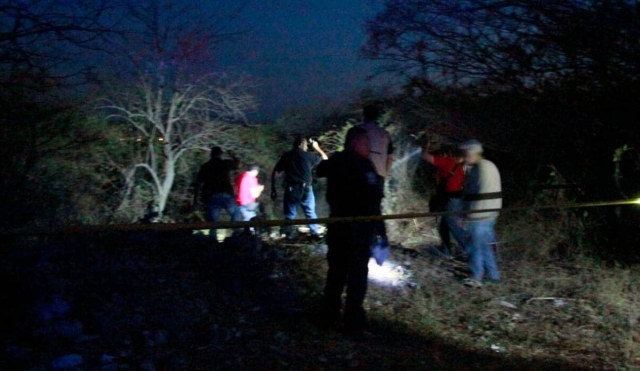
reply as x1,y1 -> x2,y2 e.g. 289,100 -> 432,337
0,199 -> 638,237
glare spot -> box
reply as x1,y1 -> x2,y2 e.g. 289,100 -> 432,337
368,259 -> 406,286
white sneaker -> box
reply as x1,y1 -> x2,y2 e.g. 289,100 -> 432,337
462,278 -> 483,288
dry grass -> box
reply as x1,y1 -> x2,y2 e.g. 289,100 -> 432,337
284,206 -> 640,370
260,133 -> 640,368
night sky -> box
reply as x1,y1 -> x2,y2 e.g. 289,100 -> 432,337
213,0 -> 381,120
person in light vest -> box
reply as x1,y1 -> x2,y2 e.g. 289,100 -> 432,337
460,140 -> 502,286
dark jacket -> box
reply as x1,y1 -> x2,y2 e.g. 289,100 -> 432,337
196,157 -> 238,199
274,148 -> 323,186
316,151 -> 383,218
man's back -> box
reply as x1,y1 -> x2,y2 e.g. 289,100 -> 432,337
464,158 -> 502,219
317,151 -> 383,217
198,158 -> 236,198
358,121 -> 393,178
275,148 -> 322,185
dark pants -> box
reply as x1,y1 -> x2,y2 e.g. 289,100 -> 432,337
374,174 -> 387,241
204,193 -> 241,242
439,197 -> 467,256
432,194 -> 466,256
206,193 -> 240,222
323,222 -> 375,332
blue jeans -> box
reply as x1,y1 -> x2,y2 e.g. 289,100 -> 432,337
441,197 -> 468,255
284,186 -> 319,234
466,218 -> 500,282
239,202 -> 260,222
206,193 -> 240,222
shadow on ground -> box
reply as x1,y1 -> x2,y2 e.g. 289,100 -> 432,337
0,232 -> 594,370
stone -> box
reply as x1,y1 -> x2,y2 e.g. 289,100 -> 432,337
34,320 -> 84,340
51,354 -> 83,369
499,301 -> 518,309
5,345 -> 31,361
100,354 -> 117,364
36,295 -> 72,322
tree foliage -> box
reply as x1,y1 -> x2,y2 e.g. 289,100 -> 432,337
102,74 -> 255,218
363,0 -> 640,90
98,0 -> 255,220
0,0 -> 120,89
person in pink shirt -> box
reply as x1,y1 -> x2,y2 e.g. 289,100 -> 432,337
235,165 -> 265,221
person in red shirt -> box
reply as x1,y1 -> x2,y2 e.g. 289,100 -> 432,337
235,165 -> 265,221
422,143 -> 466,256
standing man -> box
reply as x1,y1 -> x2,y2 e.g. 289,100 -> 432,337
357,103 -> 394,248
460,140 -> 502,286
193,147 -> 240,222
316,127 -> 384,336
271,136 -> 328,239
421,144 -> 466,256
235,164 -> 265,221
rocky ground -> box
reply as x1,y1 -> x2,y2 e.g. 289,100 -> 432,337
0,231 -> 601,370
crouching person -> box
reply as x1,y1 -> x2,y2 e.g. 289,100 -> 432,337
460,140 -> 502,286
316,127 -> 384,336
235,164 -> 265,222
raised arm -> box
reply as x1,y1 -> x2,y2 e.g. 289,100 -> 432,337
312,141 -> 329,160
421,139 -> 435,165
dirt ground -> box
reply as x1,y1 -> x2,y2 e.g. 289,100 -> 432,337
3,229 -> 621,370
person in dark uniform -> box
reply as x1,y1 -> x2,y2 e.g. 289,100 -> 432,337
316,127 -> 384,336
271,136 -> 328,239
193,147 -> 241,222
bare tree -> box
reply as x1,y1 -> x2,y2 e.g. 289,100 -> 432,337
0,0 -> 120,89
362,0 -> 640,91
102,73 -> 255,218
99,0 -> 255,219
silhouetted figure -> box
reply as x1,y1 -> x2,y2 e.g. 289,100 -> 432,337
271,136 -> 328,239
235,164 -> 265,222
357,103 -> 394,249
316,127 -> 384,336
422,144 -> 466,256
139,201 -> 160,224
193,147 -> 241,222
460,140 -> 502,286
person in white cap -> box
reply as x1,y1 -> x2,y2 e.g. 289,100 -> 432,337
459,140 -> 502,286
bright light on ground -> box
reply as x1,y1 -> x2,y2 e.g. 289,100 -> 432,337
192,229 -> 228,242
635,198 -> 640,205
368,259 -> 406,286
